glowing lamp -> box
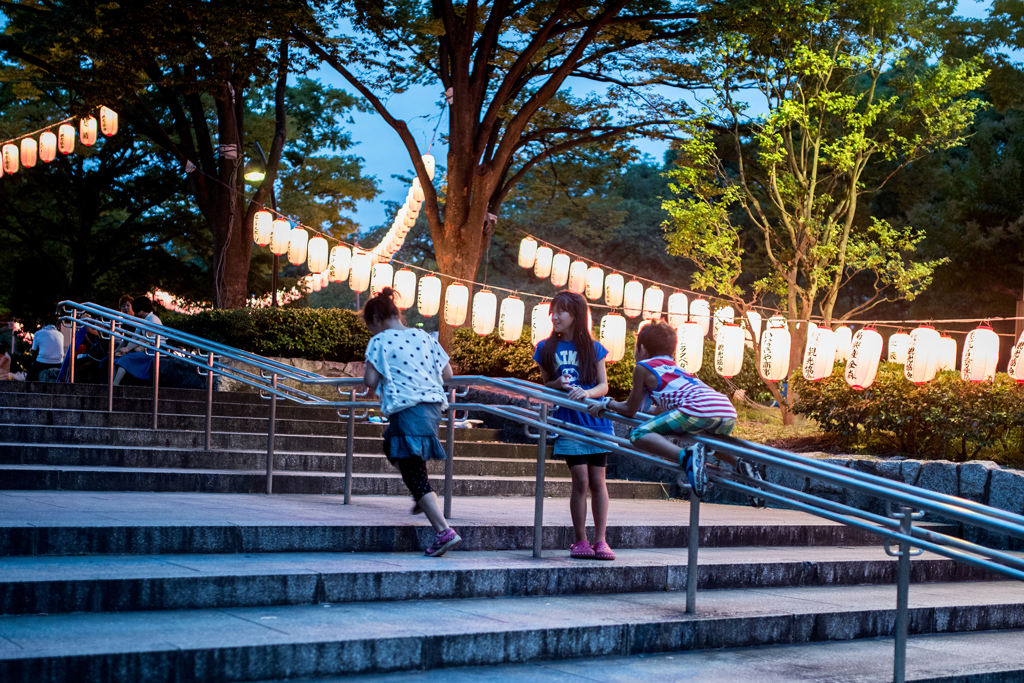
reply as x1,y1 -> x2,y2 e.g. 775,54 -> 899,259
803,327 -> 837,381
585,266 -> 604,301
845,328 -> 884,390
39,132 -> 57,163
623,280 -> 644,318
961,325 -> 999,382
498,296 -> 525,342
532,303 -> 553,345
713,306 -> 735,340
937,336 -> 957,372
690,299 -> 711,336
675,322 -> 704,373
744,311 -> 762,347
252,210 -> 273,247
472,290 -> 497,336
99,106 -> 118,136
421,153 -> 435,181
269,219 -> 290,255
714,323 -> 745,378
20,138 -> 37,168
642,286 -> 664,320
2,144 -> 18,174
1008,332 -> 1024,383
759,326 -> 791,382
667,293 -> 688,329
392,269 -> 417,309
444,283 -> 469,326
287,228 -> 308,265
58,124 -> 75,154
417,275 -> 442,316
888,332 -> 910,364
533,246 -> 553,279
370,262 -> 394,297
550,253 -> 570,287
604,273 -> 624,307
568,260 -> 588,294
599,314 -> 627,362
349,251 -> 372,293
307,236 -> 329,273
833,325 -> 853,363
518,238 -> 538,268
80,117 -> 97,146
905,326 -> 941,384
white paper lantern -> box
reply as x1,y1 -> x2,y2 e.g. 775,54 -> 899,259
675,322 -> 704,373
252,210 -> 273,247
550,253 -> 571,287
20,138 -> 37,168
269,219 -> 290,255
310,274 -> 322,292
604,273 -> 625,307
532,303 -> 553,345
471,290 -> 497,336
287,228 -> 309,265
904,326 -> 941,385
498,296 -> 525,342
1008,332 -> 1024,383
887,332 -> 910,364
99,106 -> 118,136
713,306 -> 735,340
744,311 -> 762,347
444,283 -> 469,326
392,269 -> 417,309
518,238 -> 538,268
405,202 -> 420,221
845,328 -> 884,390
715,324 -> 745,378
406,187 -> 422,212
623,280 -> 644,318
936,336 -> 957,372
417,275 -> 441,316
803,327 -> 838,381
534,246 -> 553,279
833,325 -> 853,363
566,260 -> 587,294
599,314 -> 627,362
585,267 -> 604,301
306,236 -> 329,273
759,326 -> 791,382
421,153 -> 435,181
370,262 -> 394,297
690,299 -> 711,336
57,124 -> 75,154
411,178 -> 425,203
80,117 -> 97,146
328,246 -> 351,283
642,286 -> 665,320
401,206 -> 416,228
349,251 -> 372,293
961,325 -> 999,382
38,131 -> 57,163
666,293 -> 688,329
2,144 -> 18,174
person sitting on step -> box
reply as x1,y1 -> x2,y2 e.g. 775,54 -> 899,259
587,321 -> 765,507
113,296 -> 162,386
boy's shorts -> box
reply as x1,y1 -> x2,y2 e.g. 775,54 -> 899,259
629,409 -> 736,443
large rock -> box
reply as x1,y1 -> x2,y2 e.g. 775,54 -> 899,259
989,468 -> 1024,516
915,460 -> 959,498
959,461 -> 1000,504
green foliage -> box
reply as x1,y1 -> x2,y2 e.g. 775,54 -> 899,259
447,329 -> 543,385
794,363 -> 1024,462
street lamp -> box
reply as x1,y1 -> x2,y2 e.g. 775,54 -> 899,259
245,141 -> 278,307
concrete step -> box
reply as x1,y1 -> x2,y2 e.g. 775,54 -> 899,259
0,581 -> 1020,682
0,464 -> 668,499
0,547 -> 1004,616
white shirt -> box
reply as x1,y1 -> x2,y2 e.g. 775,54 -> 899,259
31,325 -> 65,364
144,312 -> 163,327
364,327 -> 450,416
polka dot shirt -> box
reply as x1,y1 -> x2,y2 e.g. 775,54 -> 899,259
364,328 -> 450,416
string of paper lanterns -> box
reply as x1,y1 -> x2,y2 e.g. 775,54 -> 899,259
1,106 -> 118,180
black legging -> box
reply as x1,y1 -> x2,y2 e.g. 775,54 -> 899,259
392,457 -> 434,501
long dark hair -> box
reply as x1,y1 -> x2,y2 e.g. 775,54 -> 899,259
540,291 -> 598,385
361,287 -> 402,328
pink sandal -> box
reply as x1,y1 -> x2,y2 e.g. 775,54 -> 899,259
593,541 -> 615,561
570,540 -> 596,559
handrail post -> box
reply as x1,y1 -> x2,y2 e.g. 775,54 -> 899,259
886,503 -> 923,683
266,374 -> 277,495
444,387 -> 456,519
68,311 -> 77,384
686,488 -> 700,614
151,335 -> 160,430
205,352 -> 215,450
107,320 -> 116,412
344,388 -> 355,505
533,403 -> 549,559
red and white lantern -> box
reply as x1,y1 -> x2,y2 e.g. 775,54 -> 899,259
623,280 -> 644,318
57,124 -> 75,154
675,322 -> 704,373
38,131 -> 57,163
472,291 -> 497,336
307,236 -> 329,273
568,260 -> 588,294
392,269 -> 417,310
287,227 -> 308,265
2,144 -> 18,174
349,251 -> 372,293
937,336 -> 957,372
518,238 -> 538,269
252,210 -> 273,247
498,296 -> 525,342
759,326 -> 791,382
803,327 -> 837,381
532,303 -> 553,345
714,323 -> 745,378
744,310 -> 762,347
845,328 -> 884,390
370,262 -> 394,298
550,253 -> 571,287
667,293 -> 688,329
642,286 -> 664,320
604,273 -> 624,307
833,325 -> 853,363
444,283 -> 470,326
20,138 -> 37,168
417,275 -> 441,316
79,116 -> 97,146
585,267 -> 604,301
690,299 -> 711,336
1008,331 -> 1024,383
713,306 -> 734,340
888,331 -> 911,364
600,313 -> 627,362
961,325 -> 999,382
99,106 -> 118,136
905,325 -> 941,384
533,246 -> 553,279
328,246 -> 351,283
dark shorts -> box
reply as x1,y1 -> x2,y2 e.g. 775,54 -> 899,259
564,452 -> 609,469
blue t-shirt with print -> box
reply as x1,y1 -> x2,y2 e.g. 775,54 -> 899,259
533,338 -> 615,435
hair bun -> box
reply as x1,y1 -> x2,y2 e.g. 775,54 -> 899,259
376,287 -> 396,299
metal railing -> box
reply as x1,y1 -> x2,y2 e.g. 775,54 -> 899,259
57,301 -> 1024,683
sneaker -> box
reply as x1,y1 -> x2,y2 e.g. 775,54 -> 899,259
735,459 -> 766,508
684,443 -> 707,500
425,528 -> 461,557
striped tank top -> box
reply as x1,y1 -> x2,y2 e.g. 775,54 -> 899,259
637,356 -> 737,419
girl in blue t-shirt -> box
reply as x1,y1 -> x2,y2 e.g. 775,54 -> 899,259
533,291 -> 616,561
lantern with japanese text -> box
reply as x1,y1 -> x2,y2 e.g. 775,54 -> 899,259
833,325 -> 853,363
845,328 -> 884,390
444,283 -> 469,326
58,124 -> 75,154
80,117 -> 97,146
550,253 -> 570,287
99,106 -> 118,136
370,262 -> 394,297
518,238 -> 538,268
675,322 -> 704,373
287,227 -> 308,265
39,131 -> 57,163
961,325 -> 999,382
623,280 -> 644,318
803,327 -> 837,381
667,293 -> 688,329
568,260 -> 587,294
417,275 -> 441,316
714,324 -> 745,378
349,251 -> 372,293
269,219 -> 290,255
20,138 -> 36,168
604,273 -> 624,307
690,299 -> 711,336
642,286 -> 664,320
307,236 -> 329,273
713,306 -> 735,340
252,210 -> 273,247
744,311 -> 762,347
532,303 -> 553,345
937,336 -> 957,372
905,326 -> 941,384
328,246 -> 351,283
759,326 -> 791,382
599,313 -> 627,362
1008,332 -> 1024,383
888,332 -> 910,364
585,267 -> 604,301
533,246 -> 553,279
392,269 -> 417,309
2,144 -> 18,174
498,296 -> 525,342
472,290 -> 497,335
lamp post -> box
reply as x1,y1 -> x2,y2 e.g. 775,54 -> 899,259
245,141 -> 279,307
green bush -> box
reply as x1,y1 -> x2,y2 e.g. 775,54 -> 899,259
793,362 -> 1024,461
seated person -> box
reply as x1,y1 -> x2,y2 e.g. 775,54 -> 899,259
0,342 -> 11,380
28,319 -> 65,381
59,322 -> 108,384
114,295 -> 136,355
113,296 -> 162,385
588,321 -> 764,506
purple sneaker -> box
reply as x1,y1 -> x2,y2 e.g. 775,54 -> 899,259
425,528 -> 461,557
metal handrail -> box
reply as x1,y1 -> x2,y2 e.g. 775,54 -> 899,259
57,300 -> 1024,683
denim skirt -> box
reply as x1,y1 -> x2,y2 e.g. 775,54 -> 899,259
382,402 -> 447,462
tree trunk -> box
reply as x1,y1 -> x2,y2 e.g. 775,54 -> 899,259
434,211 -> 488,351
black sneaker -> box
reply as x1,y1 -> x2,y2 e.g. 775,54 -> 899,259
735,459 -> 766,508
682,443 -> 707,500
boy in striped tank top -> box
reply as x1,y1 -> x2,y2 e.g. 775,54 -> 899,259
588,322 -> 764,505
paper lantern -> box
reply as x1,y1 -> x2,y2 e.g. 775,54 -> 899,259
803,327 -> 837,381
444,283 -> 469,326
833,325 -> 853,363
319,270 -> 330,289
713,306 -> 735,340
499,296 -> 525,342
269,219 -> 290,255
80,117 -> 97,146
328,246 -> 351,282
1008,332 -> 1024,383
666,293 -> 688,329
517,237 -> 539,269
888,332 -> 911,364
310,274 -> 322,292
675,322 -> 704,373
349,251 -> 372,293
99,106 -> 118,136
411,178 -> 425,203
401,207 -> 416,228
550,253 -> 571,287
565,260 -> 586,294
623,280 -> 644,318
370,262 -> 394,297
405,202 -> 420,221
422,153 -> 435,181
903,326 -> 941,384
392,269 -> 417,310
57,124 -> 75,154
287,228 -> 309,265
714,324 -> 745,378
599,314 -> 627,362
759,326 -> 791,382
417,275 -> 441,316
845,328 -> 884,390
2,144 -> 18,174
585,267 -> 604,301
744,311 -> 762,347
642,286 -> 664,320
605,273 -> 625,307
252,210 -> 273,247
690,299 -> 711,336
20,138 -> 37,168
534,246 -> 553,279
39,131 -> 57,163
307,236 -> 329,273
936,336 -> 957,372
532,303 -> 553,345
471,290 -> 497,336
961,325 -> 999,382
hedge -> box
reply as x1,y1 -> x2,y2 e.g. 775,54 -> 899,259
793,362 -> 1024,462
